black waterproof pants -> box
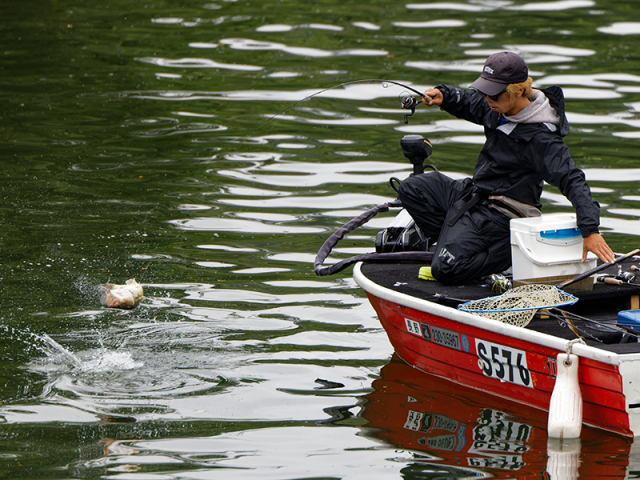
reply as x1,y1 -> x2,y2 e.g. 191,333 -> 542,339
397,171 -> 512,284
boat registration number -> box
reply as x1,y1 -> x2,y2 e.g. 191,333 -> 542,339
475,339 -> 532,388
405,319 -> 463,351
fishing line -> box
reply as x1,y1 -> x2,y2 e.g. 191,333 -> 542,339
542,307 -> 640,343
243,79 -> 426,141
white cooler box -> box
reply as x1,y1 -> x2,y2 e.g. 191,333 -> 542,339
510,213 -> 597,283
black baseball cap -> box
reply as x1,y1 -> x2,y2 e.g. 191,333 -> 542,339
469,52 -> 529,96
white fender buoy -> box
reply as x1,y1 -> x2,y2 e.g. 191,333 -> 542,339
546,437 -> 580,480
548,352 -> 582,439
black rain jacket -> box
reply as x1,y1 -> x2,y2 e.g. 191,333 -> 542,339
436,84 -> 600,237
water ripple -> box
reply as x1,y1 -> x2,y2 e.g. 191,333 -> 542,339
270,113 -> 397,127
183,288 -> 360,306
219,38 -> 388,57
169,217 -> 325,234
217,161 -> 410,187
406,0 -> 595,12
406,3 -> 490,12
136,56 -> 263,71
392,20 -> 467,28
537,73 -> 640,87
506,0 -> 595,11
567,112 -> 640,129
407,44 -> 596,74
582,168 -> 640,182
256,23 -> 344,33
492,44 -> 595,57
217,193 -> 392,209
132,123 -> 227,137
598,22 -> 640,35
352,22 -> 381,31
101,427 -> 408,478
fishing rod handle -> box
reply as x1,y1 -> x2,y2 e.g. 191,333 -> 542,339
558,247 -> 640,288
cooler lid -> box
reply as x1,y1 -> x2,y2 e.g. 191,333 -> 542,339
510,213 -> 578,233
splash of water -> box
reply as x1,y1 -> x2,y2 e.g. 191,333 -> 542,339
37,333 -> 84,368
79,350 -> 143,373
1,325 -> 142,372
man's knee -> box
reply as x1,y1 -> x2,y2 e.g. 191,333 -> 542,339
432,250 -> 486,285
431,244 -> 512,284
397,171 -> 440,202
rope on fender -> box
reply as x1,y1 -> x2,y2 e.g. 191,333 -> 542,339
564,338 -> 586,366
314,202 -> 433,276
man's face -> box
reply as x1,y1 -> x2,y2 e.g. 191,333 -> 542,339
485,91 -> 520,116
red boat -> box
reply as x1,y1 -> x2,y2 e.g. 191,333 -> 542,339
354,256 -> 640,437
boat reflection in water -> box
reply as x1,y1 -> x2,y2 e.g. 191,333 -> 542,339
356,355 -> 636,479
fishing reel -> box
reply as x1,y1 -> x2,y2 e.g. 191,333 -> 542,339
596,265 -> 637,285
401,96 -> 419,124
617,264 -> 637,283
400,93 -> 432,124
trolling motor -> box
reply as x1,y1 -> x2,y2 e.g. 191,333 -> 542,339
400,134 -> 434,175
389,135 -> 436,194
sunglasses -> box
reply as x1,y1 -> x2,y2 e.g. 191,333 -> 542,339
480,89 -> 507,101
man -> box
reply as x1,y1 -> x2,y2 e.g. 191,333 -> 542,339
398,51 -> 614,284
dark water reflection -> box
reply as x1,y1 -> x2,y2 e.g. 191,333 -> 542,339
1,0 -> 640,478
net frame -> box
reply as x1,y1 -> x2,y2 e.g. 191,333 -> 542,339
457,284 -> 578,327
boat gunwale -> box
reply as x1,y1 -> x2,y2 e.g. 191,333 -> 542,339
353,262 -> 640,366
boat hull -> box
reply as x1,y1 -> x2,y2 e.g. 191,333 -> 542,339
354,262 -> 640,437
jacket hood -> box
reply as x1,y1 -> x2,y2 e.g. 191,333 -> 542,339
496,86 -> 570,141
540,86 -> 569,136
505,89 -> 560,125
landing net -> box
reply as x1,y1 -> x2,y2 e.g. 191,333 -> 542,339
457,284 -> 578,327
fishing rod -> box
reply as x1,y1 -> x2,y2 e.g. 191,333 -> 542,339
557,248 -> 640,289
244,79 -> 429,140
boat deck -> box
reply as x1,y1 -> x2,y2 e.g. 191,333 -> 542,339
360,257 -> 640,354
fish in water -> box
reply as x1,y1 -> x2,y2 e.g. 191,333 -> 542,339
100,279 -> 143,309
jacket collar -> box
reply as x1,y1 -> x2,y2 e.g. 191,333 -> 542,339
495,86 -> 569,140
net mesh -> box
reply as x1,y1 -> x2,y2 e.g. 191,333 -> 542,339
457,284 -> 578,327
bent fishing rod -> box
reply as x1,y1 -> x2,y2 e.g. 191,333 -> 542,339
244,79 -> 431,140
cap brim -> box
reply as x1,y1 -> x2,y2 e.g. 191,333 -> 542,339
469,76 -> 508,96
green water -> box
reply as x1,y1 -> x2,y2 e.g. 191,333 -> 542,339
1,0 -> 640,478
